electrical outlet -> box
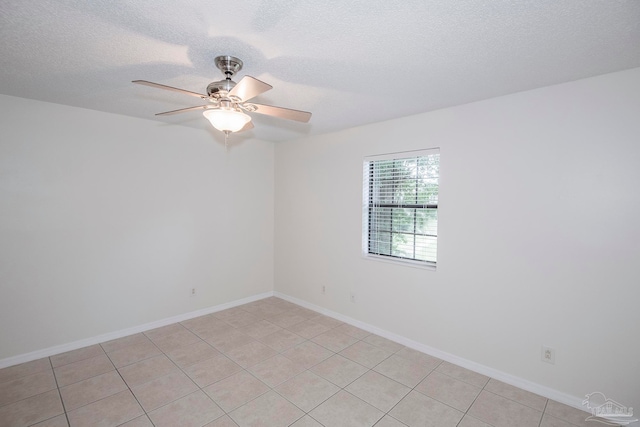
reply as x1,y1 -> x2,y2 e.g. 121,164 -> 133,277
541,346 -> 555,364
191,288 -> 196,297
350,293 -> 356,303
321,285 -> 326,294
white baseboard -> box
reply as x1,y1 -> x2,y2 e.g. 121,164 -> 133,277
0,291 -> 274,370
273,291 -> 588,414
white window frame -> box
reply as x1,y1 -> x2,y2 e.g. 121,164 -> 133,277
362,148 -> 440,270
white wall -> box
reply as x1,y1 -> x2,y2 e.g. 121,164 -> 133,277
274,68 -> 640,408
0,95 -> 274,359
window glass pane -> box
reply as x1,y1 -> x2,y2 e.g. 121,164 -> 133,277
369,230 -> 391,255
415,235 -> 437,262
370,207 -> 392,232
392,233 -> 415,259
415,208 -> 437,235
391,208 -> 415,232
365,151 -> 439,265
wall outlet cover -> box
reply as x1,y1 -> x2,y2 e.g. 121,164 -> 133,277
541,346 -> 555,364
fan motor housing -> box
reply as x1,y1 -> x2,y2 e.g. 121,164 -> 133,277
206,79 -> 236,97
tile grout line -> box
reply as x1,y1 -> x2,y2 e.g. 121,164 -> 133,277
43,356 -> 70,427
0,360 -> 64,426
538,398 -> 550,427
456,374 -> 493,427
112,358 -> 150,426
380,360 -> 443,426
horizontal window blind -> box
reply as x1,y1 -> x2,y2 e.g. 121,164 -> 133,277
363,150 -> 439,265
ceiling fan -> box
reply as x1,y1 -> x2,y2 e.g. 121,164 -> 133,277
133,55 -> 311,138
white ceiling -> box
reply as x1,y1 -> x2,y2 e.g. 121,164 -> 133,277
1,1 -> 639,142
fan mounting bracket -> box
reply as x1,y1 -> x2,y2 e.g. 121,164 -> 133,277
215,55 -> 243,77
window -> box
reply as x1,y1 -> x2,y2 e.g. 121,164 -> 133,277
362,149 -> 440,267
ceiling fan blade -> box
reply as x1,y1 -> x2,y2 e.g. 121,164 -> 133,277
250,103 -> 312,123
229,76 -> 272,101
132,80 -> 206,99
238,121 -> 254,133
155,105 -> 209,116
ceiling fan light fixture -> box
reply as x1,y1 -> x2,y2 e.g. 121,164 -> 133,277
203,108 -> 251,133
134,55 -> 311,137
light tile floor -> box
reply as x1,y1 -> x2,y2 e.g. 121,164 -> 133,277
0,297 -> 606,427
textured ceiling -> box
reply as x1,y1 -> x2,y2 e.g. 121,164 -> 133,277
1,1 -> 639,142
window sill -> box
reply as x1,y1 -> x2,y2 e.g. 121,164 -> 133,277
362,253 -> 436,271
